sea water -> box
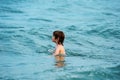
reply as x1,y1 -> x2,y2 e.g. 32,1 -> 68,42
0,0 -> 120,80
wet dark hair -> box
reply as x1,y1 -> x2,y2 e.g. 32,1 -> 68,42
53,30 -> 65,45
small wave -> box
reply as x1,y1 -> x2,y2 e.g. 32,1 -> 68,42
74,42 -> 83,46
0,0 -> 23,5
13,34 -> 23,38
27,28 -> 51,40
85,29 -> 99,35
39,33 -> 51,40
35,45 -> 48,54
114,8 -> 120,13
100,28 -> 120,39
0,30 -> 15,34
16,63 -> 26,66
27,28 -> 40,36
29,18 -> 53,22
108,65 -> 120,71
85,26 -> 120,39
0,50 -> 22,55
85,40 -> 96,46
102,12 -> 118,17
0,76 -> 16,80
0,26 -> 24,29
0,33 -> 12,41
0,6 -> 24,13
46,7 -> 70,14
65,49 -> 87,57
87,24 -> 98,27
65,25 -> 78,31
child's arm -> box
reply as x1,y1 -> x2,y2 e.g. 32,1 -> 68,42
53,47 -> 60,56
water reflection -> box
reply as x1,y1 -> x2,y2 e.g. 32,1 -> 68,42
55,61 -> 66,68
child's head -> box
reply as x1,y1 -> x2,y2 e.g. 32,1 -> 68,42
52,30 -> 65,45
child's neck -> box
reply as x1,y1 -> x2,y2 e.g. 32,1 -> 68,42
56,43 -> 62,46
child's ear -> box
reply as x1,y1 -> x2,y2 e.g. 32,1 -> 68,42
55,38 -> 59,43
57,38 -> 59,41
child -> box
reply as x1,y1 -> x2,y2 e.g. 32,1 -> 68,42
52,30 -> 66,62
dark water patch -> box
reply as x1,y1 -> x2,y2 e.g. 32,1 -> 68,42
39,33 -> 51,40
29,18 -> 53,22
0,33 -> 12,41
66,36 -> 78,42
33,72 -> 40,75
87,24 -> 98,27
27,28 -> 51,40
84,40 -> 117,51
85,40 -> 96,46
114,8 -> 120,13
69,67 -> 120,80
19,29 -> 25,32
0,30 -> 16,34
65,49 -> 87,57
91,69 -> 120,80
56,67 -> 118,80
85,29 -> 99,35
0,76 -> 15,80
12,34 -> 37,51
88,55 -> 110,60
35,45 -> 48,54
80,36 -> 120,51
46,7 -> 70,14
16,63 -> 27,66
13,34 -> 23,38
109,65 -> 120,71
88,54 -> 120,65
74,42 -> 83,46
0,6 -> 24,13
85,25 -> 120,40
99,28 -> 120,39
17,37 -> 35,47
43,68 -> 56,73
0,77 -> 2,79
109,47 -> 120,50
11,31 -> 51,55
65,25 -> 78,31
108,65 -> 120,76
102,12 -> 118,17
99,45 -> 120,51
84,25 -> 103,35
46,8 -> 59,12
27,29 -> 40,36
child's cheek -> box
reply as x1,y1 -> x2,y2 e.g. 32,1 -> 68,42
52,38 -> 55,42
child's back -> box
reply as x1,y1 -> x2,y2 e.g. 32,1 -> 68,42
54,45 -> 65,62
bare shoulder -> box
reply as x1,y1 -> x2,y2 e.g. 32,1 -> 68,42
59,45 -> 65,54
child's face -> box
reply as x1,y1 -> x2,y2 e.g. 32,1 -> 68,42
52,36 -> 56,42
52,36 -> 58,43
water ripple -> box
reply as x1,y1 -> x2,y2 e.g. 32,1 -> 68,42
29,18 -> 53,22
0,6 -> 24,13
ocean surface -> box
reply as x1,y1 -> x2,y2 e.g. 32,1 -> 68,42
0,0 -> 120,80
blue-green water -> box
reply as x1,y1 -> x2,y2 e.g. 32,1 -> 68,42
0,0 -> 120,80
